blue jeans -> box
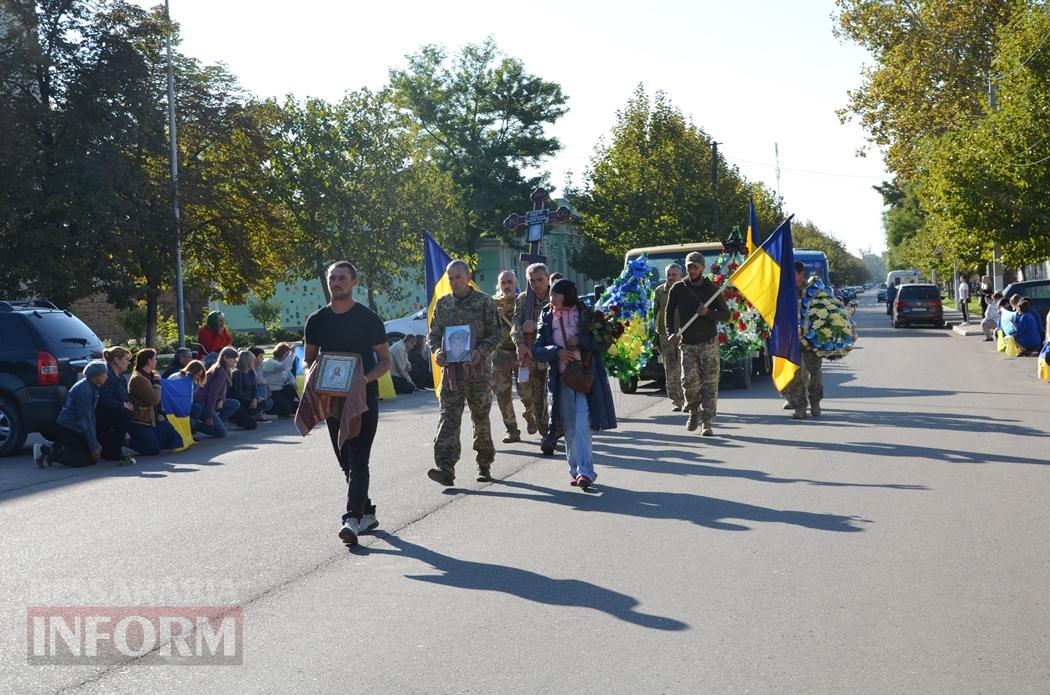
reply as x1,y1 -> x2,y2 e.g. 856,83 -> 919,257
559,381 -> 595,481
191,400 -> 239,438
128,419 -> 183,455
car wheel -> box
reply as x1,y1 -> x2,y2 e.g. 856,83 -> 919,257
936,321 -> 946,329
734,362 -> 752,390
0,396 -> 27,457
618,376 -> 638,394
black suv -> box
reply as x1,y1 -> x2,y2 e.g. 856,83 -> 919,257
0,301 -> 104,456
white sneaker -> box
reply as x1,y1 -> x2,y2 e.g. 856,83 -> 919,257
33,443 -> 45,468
360,512 -> 378,533
338,518 -> 360,545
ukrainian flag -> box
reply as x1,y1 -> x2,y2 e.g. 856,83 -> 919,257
745,198 -> 759,256
423,230 -> 478,395
728,215 -> 800,392
160,375 -> 195,452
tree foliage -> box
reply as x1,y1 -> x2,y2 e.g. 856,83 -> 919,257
572,86 -> 785,279
834,0 -> 1014,177
390,38 -> 568,255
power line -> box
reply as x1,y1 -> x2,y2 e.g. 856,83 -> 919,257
722,153 -> 886,182
991,27 -> 1050,82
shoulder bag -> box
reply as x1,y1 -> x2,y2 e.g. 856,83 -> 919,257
558,312 -> 593,394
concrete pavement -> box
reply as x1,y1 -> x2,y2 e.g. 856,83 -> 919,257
2,293 -> 1049,694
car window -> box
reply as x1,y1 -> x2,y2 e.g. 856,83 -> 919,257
899,285 -> 939,299
25,311 -> 103,355
0,314 -> 35,350
1025,284 -> 1050,300
636,251 -> 722,283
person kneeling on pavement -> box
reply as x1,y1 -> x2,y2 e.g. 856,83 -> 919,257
35,361 -> 135,467
388,334 -> 420,395
127,348 -> 184,456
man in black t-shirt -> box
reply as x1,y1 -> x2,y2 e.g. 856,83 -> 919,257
304,261 -> 391,546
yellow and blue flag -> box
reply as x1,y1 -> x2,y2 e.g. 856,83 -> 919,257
728,215 -> 800,392
160,375 -> 195,452
423,230 -> 478,395
745,198 -> 759,256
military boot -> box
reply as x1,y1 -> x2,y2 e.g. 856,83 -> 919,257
687,409 -> 700,432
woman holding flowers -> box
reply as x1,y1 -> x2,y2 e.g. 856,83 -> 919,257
533,279 -> 617,489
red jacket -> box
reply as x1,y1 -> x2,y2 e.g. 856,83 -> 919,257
197,326 -> 232,358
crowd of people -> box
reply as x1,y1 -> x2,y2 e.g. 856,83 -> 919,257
979,287 -> 1049,357
32,327 -> 303,468
30,255 -> 839,549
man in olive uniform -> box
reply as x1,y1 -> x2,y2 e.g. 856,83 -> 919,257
653,263 -> 685,411
427,260 -> 500,485
491,270 -> 523,443
511,262 -> 552,443
665,252 -> 731,436
785,261 -> 824,419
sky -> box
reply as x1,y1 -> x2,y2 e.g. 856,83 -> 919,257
150,0 -> 891,254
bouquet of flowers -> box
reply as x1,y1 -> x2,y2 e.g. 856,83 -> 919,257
708,250 -> 771,365
595,255 -> 655,379
801,278 -> 857,358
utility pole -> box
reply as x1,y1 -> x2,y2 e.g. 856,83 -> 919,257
774,142 -> 781,199
986,70 -> 1003,291
711,141 -> 720,235
165,0 -> 186,347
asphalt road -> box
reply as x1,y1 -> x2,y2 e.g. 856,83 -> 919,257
2,294 -> 1049,694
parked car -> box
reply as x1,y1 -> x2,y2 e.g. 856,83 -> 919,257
1002,280 -> 1050,326
383,308 -> 428,343
0,300 -> 104,456
891,284 -> 945,328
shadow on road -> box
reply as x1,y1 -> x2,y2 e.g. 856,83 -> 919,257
358,532 -> 689,632
719,407 -> 1046,438
726,433 -> 1049,467
453,479 -> 870,533
590,442 -> 928,490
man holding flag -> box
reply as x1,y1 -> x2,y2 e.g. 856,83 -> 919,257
784,261 -> 824,419
727,216 -> 801,404
666,252 -> 731,436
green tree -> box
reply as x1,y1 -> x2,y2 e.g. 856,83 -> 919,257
390,38 -> 568,255
917,2 -> 1050,268
271,90 -> 462,309
573,86 -> 784,279
834,0 -> 1014,177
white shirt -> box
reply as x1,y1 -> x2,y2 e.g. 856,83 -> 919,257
389,340 -> 411,379
958,282 -> 970,299
984,303 -> 1000,322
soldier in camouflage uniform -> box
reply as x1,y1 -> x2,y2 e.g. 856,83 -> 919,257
785,262 -> 824,419
653,263 -> 685,411
511,262 -> 552,443
491,270 -> 524,443
665,252 -> 731,436
427,260 -> 500,485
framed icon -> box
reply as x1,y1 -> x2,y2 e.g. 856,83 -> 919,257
315,352 -> 358,395
443,325 -> 473,363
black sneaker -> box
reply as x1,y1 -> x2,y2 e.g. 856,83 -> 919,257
476,468 -> 492,482
338,518 -> 360,545
502,433 -> 521,444
428,467 -> 455,486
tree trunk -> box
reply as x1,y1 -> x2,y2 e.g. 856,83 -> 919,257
367,284 -> 377,314
318,268 -> 330,303
145,291 -> 159,348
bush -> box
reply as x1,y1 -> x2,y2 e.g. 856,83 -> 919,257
248,297 -> 284,335
116,306 -> 147,342
271,327 -> 302,343
230,330 -> 255,348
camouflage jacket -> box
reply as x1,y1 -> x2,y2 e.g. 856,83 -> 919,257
510,290 -> 552,347
653,282 -> 678,337
427,288 -> 500,364
492,292 -> 518,351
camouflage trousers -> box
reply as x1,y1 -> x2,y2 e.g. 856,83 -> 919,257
435,375 -> 495,474
784,349 -> 823,410
658,335 -> 684,408
519,361 -> 549,437
490,348 -> 523,436
681,339 -> 720,423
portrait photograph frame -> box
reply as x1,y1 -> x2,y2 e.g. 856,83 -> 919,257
443,325 -> 473,364
315,352 -> 359,395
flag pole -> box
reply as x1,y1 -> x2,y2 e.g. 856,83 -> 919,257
670,214 -> 794,340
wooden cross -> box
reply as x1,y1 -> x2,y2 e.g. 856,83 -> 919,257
503,187 -> 572,346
